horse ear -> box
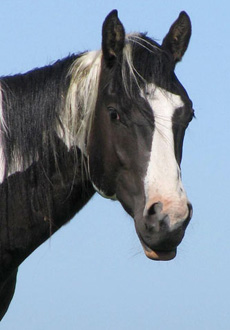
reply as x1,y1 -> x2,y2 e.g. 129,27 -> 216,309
102,10 -> 125,68
162,11 -> 191,63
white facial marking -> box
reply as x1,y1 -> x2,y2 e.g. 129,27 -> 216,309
144,84 -> 189,226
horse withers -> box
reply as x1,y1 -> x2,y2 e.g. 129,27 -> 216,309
0,10 -> 193,320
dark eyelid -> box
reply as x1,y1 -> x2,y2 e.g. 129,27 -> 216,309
107,105 -> 116,110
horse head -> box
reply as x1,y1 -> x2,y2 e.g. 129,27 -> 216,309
87,10 -> 193,260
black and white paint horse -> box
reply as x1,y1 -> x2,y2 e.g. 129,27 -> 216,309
0,10 -> 194,320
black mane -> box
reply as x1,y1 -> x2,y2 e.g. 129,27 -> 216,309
1,55 -> 78,176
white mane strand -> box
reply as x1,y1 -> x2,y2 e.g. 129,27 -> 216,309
58,50 -> 102,154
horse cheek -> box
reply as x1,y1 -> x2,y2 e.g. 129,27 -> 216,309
88,123 -> 118,197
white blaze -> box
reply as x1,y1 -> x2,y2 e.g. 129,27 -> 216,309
144,85 -> 188,226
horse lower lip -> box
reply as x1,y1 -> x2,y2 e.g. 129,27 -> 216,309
136,230 -> 177,261
144,248 -> 176,261
140,239 -> 177,260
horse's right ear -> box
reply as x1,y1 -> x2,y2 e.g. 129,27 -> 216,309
102,10 -> 125,68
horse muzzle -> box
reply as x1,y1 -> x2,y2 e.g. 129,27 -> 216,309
135,201 -> 193,261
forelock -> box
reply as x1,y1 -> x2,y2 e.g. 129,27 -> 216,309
121,33 -> 174,97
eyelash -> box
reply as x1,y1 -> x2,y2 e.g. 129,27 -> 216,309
191,109 -> 196,120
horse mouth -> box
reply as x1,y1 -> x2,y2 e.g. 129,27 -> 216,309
140,240 -> 177,261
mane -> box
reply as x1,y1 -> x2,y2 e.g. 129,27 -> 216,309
0,56 -> 77,180
0,33 -> 170,180
57,50 -> 102,153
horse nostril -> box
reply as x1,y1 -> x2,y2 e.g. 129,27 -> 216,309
145,202 -> 168,233
147,202 -> 163,216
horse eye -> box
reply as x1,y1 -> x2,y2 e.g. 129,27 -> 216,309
108,107 -> 120,121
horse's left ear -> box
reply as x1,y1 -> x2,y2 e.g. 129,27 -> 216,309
102,10 -> 125,68
162,11 -> 191,63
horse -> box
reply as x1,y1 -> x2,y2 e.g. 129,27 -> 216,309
0,10 -> 194,320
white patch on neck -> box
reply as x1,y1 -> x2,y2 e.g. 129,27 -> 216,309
0,84 -> 6,183
144,84 -> 188,225
0,83 -> 7,184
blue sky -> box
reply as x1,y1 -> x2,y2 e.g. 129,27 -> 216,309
1,1 -> 230,329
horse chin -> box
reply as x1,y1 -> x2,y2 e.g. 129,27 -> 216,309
140,241 -> 177,261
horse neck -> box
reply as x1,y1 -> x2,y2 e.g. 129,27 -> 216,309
0,145 -> 95,280
0,56 -> 96,278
